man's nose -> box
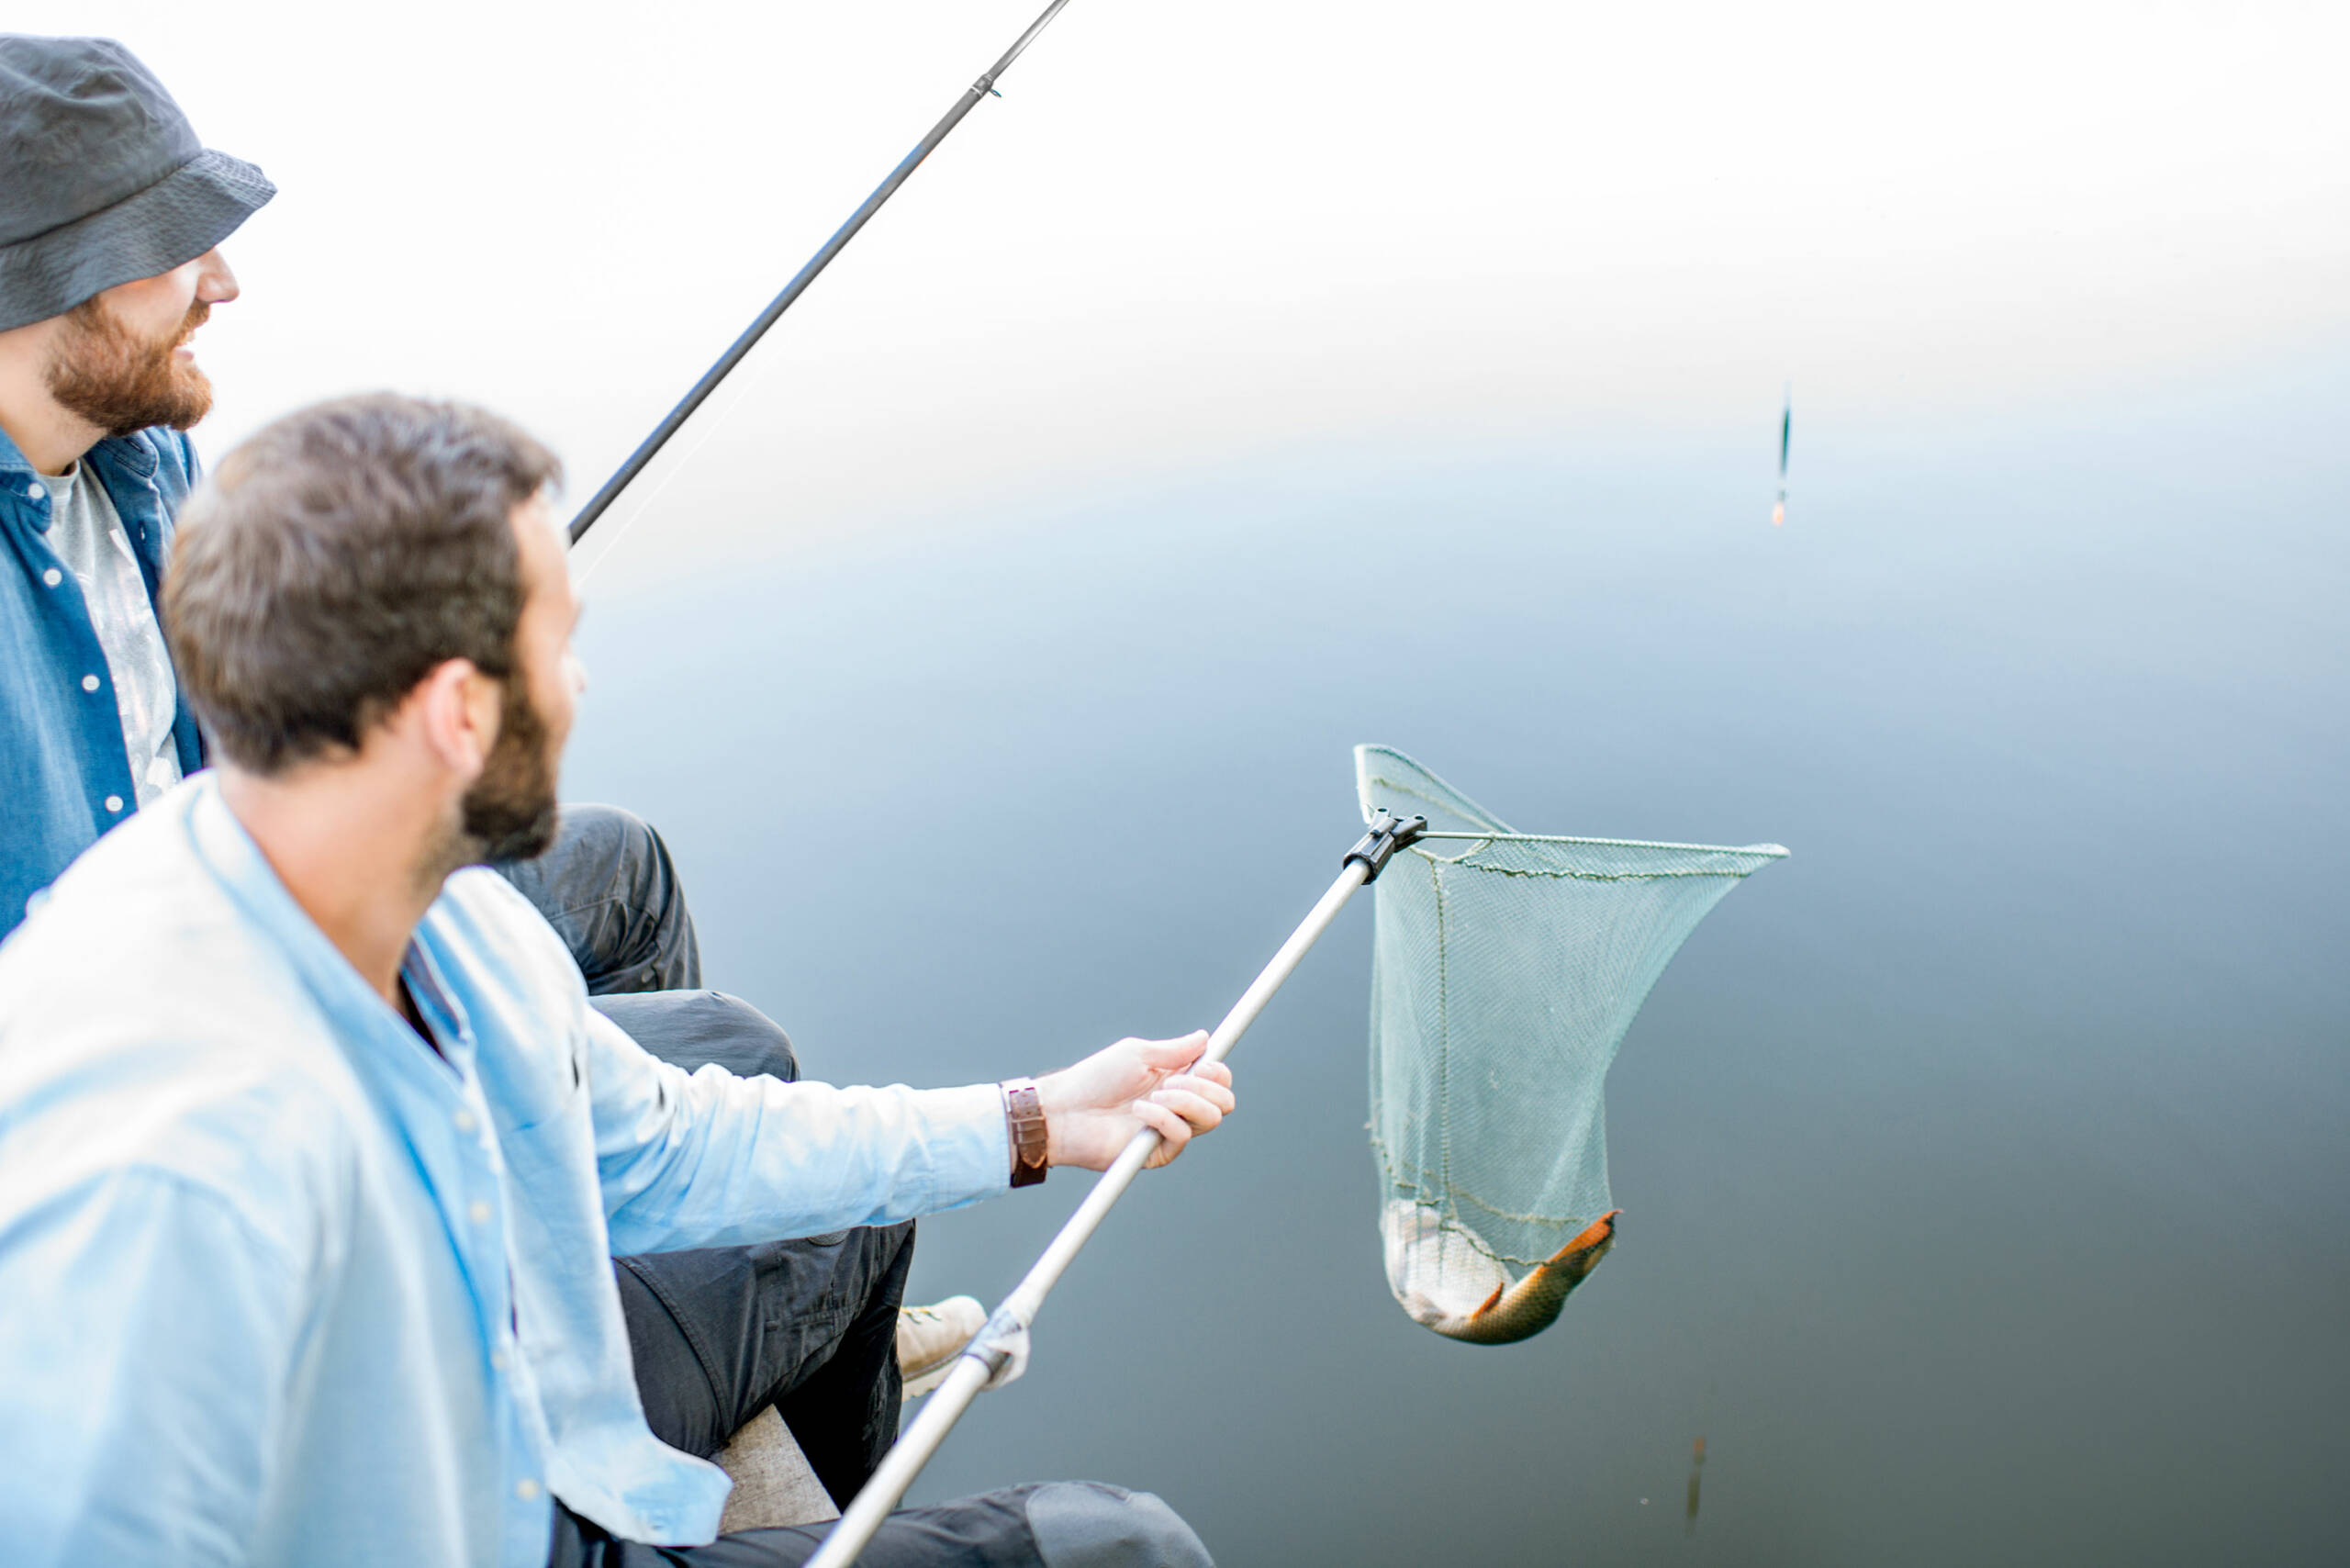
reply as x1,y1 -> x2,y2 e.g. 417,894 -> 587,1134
196,249 -> 241,305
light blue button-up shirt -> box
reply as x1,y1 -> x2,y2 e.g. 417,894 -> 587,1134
0,777 -> 1010,1567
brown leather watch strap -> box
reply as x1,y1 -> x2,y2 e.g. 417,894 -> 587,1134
1002,1077 -> 1048,1188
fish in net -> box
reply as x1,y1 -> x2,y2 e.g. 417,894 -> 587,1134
1358,745 -> 1785,1344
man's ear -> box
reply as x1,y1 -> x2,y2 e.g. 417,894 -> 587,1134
400,658 -> 500,781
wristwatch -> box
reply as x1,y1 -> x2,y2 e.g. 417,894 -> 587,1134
1002,1077 -> 1048,1188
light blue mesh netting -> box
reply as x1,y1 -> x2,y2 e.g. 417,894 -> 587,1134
1357,745 -> 1785,1342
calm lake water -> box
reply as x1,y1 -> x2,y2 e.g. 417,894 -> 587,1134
565,349 -> 2348,1566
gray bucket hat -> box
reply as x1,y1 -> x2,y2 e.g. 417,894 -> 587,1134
0,35 -> 274,333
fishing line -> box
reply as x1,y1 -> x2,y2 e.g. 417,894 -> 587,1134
570,359 -> 771,590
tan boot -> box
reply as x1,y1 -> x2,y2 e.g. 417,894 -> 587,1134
896,1295 -> 986,1400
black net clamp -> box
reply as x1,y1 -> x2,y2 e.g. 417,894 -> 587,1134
1343,811 -> 1429,884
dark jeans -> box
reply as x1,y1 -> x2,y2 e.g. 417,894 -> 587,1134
496,803 -> 704,996
547,1482 -> 1211,1568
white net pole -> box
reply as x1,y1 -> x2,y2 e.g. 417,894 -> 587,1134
804,855 -> 1382,1568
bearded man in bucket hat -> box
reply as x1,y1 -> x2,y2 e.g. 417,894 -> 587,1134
0,33 -> 1037,1545
0,35 -> 258,872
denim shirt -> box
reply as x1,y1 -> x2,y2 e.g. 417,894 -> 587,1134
0,777 -> 1012,1566
0,420 -> 206,933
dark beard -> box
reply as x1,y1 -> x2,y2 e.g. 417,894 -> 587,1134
44,296 -> 215,437
461,678 -> 562,865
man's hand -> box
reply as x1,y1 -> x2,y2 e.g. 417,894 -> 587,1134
1035,1031 -> 1236,1171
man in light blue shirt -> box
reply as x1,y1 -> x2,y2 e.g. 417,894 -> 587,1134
0,393 -> 1234,1567
0,31 -> 995,1494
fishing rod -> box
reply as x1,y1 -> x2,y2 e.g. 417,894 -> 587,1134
804,810 -> 1428,1568
567,0 -> 1080,546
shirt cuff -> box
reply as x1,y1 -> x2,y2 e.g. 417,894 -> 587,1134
913,1081 -> 1014,1206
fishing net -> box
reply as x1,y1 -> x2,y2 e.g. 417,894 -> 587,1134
1358,745 -> 1785,1344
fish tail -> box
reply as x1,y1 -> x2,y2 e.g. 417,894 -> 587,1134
1542,1209 -> 1621,1267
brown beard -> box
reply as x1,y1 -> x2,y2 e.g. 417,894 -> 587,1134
461,676 -> 562,865
44,296 -> 215,437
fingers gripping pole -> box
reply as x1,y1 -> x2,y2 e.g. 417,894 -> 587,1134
804,812 -> 1427,1568
808,868 -> 1366,1567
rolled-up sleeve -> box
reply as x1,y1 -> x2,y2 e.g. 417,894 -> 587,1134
585,1008 -> 1011,1256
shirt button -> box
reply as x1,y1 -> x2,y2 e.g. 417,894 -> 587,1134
516,1479 -> 541,1502
490,1349 -> 509,1372
42,568 -> 62,587
104,796 -> 124,814
454,1108 -> 477,1133
82,674 -> 100,691
469,1199 -> 492,1225
26,483 -> 42,500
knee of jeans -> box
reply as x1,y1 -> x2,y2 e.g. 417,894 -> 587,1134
697,991 -> 800,1082
1023,1482 -> 1213,1568
558,802 -> 666,873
